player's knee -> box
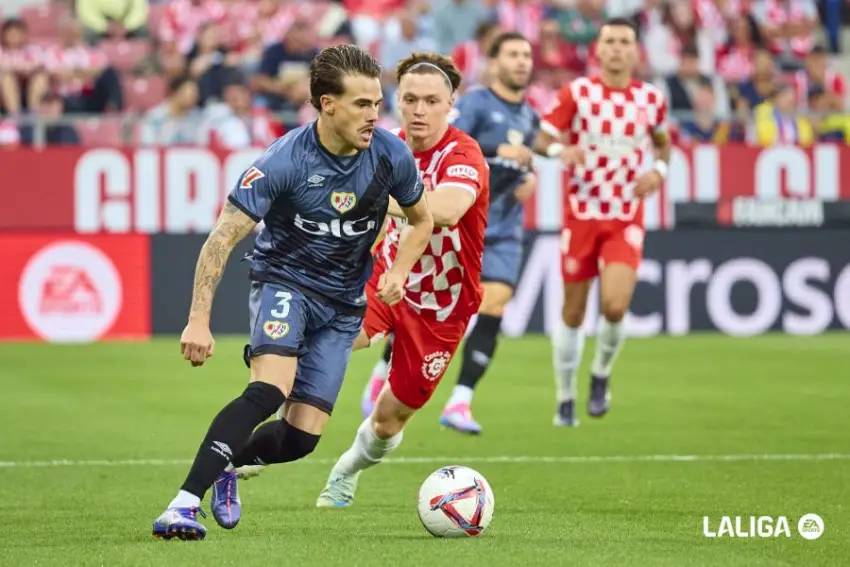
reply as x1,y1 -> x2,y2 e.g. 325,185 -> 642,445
479,283 -> 513,316
562,304 -> 586,328
370,415 -> 405,440
601,297 -> 629,323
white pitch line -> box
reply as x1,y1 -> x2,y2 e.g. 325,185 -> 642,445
0,453 -> 849,469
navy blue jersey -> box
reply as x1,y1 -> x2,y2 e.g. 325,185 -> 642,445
451,87 -> 539,241
227,122 -> 424,315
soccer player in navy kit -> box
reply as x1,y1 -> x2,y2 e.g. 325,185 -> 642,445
152,45 -> 434,541
361,33 -> 538,435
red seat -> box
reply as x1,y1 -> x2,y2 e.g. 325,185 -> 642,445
77,118 -> 124,146
123,76 -> 167,111
100,40 -> 152,73
20,4 -> 69,38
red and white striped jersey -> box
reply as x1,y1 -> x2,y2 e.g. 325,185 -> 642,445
451,40 -> 486,89
541,76 -> 668,225
792,69 -> 847,109
377,126 -> 489,323
497,0 -> 544,44
755,0 -> 818,58
715,45 -> 756,84
233,1 -> 295,47
0,44 -> 44,75
43,45 -> 108,96
159,0 -> 227,54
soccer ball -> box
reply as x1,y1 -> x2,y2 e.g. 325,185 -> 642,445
417,465 -> 494,538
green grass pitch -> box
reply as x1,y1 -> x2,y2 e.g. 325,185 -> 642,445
0,334 -> 848,566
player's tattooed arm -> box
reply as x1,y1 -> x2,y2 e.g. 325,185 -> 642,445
188,202 -> 257,322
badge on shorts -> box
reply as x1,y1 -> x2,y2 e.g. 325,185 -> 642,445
421,351 -> 452,381
330,191 -> 357,214
624,225 -> 645,250
507,129 -> 524,146
263,320 -> 290,340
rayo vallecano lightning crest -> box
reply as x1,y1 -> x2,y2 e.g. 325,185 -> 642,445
330,191 -> 357,214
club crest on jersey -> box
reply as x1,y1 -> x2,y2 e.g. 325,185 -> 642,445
636,109 -> 649,126
263,320 -> 289,340
507,129 -> 524,146
240,166 -> 265,189
330,191 -> 357,214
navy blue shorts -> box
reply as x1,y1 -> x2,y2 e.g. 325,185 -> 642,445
480,238 -> 523,289
243,281 -> 362,414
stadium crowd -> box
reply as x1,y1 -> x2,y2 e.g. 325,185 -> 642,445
0,0 -> 847,147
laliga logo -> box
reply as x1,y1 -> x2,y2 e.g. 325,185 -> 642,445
18,241 -> 122,343
702,514 -> 824,540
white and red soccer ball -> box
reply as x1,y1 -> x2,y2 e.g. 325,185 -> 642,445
417,466 -> 494,538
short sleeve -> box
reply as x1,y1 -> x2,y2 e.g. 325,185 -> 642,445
436,142 -> 487,202
540,84 -> 577,137
227,144 -> 290,221
449,93 -> 480,136
390,149 -> 425,208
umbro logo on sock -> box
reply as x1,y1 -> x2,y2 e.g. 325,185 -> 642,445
211,441 -> 232,459
471,350 -> 490,366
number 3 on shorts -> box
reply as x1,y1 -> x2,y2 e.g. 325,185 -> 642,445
560,228 -> 571,254
270,291 -> 292,319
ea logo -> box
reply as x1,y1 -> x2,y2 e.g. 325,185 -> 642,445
797,513 -> 824,540
18,241 -> 122,343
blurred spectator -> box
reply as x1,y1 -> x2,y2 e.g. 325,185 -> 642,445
534,17 -> 583,76
753,81 -> 815,145
235,0 -> 295,59
159,0 -> 226,55
791,45 -> 846,111
256,22 -> 318,112
199,71 -> 279,148
132,38 -> 186,80
432,0 -> 493,54
343,0 -> 405,46
752,0 -> 819,68
139,75 -> 200,144
0,19 -> 48,115
716,13 -> 763,85
187,22 -> 238,104
497,0 -> 545,44
46,17 -> 124,113
677,80 -> 746,143
658,45 -> 730,120
451,21 -> 500,91
809,86 -> 850,142
605,0 -> 643,19
732,48 -> 780,111
554,0 -> 606,48
76,0 -> 150,45
644,1 -> 712,78
19,92 -> 81,145
379,10 -> 437,100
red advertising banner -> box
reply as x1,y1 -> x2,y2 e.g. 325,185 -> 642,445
0,234 -> 151,342
1,145 -> 849,232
